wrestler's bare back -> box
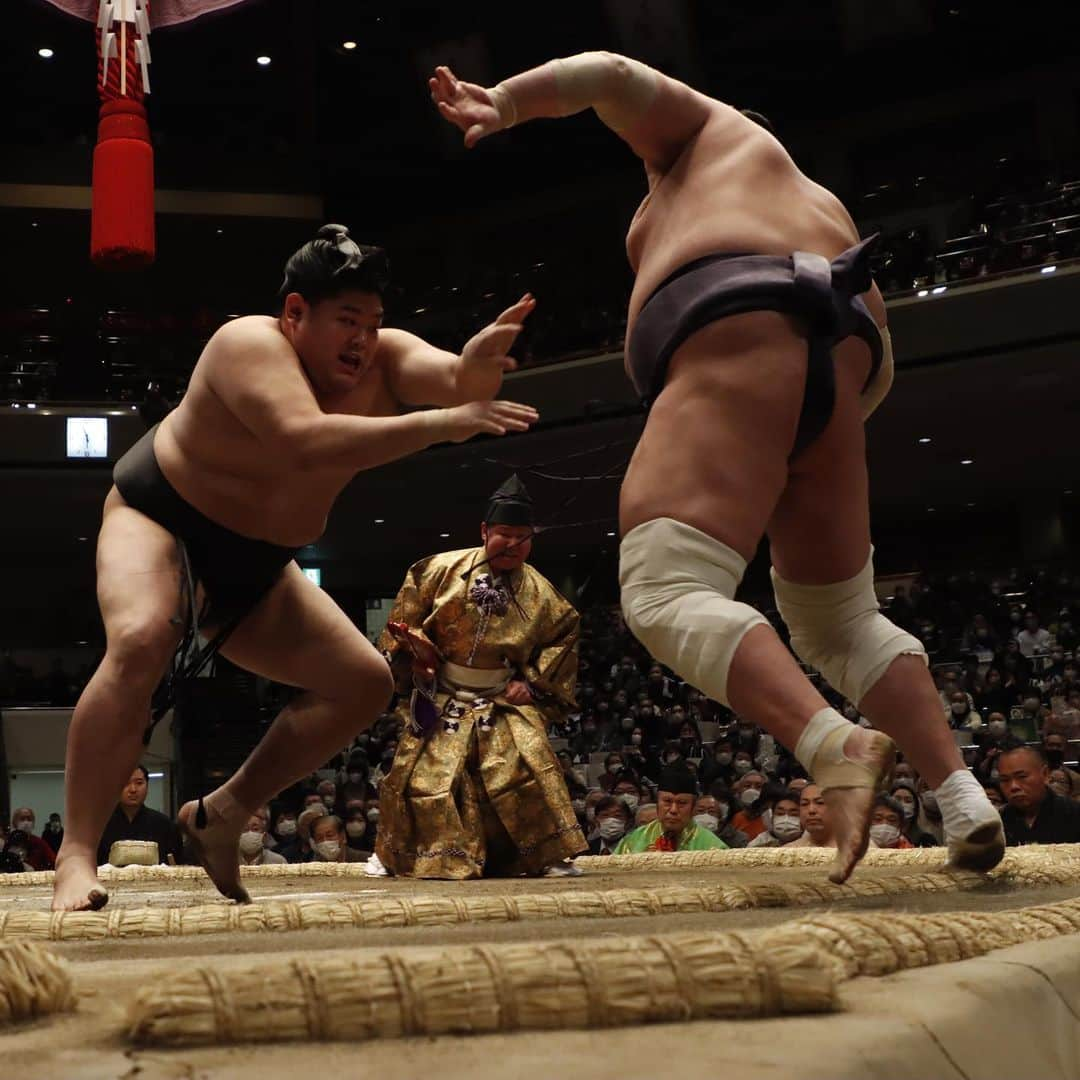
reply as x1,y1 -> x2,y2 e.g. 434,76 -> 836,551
625,104 -> 887,335
151,315 -> 398,547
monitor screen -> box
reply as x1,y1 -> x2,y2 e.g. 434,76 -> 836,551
302,567 -> 322,587
66,417 -> 108,459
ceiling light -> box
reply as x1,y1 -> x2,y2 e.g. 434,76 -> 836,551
966,502 -> 975,508
931,285 -> 947,295
38,47 -> 54,59
27,402 -> 36,409
256,55 -> 272,66
918,436 -> 931,444
342,40 -> 357,50
606,531 -> 616,537
927,507 -> 936,513
439,532 -> 450,538
374,518 -> 384,524
917,289 -> 928,297
960,458 -> 973,465
1041,265 -> 1057,274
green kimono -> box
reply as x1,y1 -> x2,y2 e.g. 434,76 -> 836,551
613,819 -> 730,854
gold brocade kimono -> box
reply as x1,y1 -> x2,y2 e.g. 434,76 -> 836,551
375,548 -> 585,878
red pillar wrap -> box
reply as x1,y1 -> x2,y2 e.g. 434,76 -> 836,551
91,99 -> 156,269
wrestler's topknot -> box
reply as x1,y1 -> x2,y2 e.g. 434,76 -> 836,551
278,223 -> 390,306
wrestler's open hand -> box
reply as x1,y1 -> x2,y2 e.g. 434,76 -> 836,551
441,399 -> 538,442
504,679 -> 533,705
458,294 -> 536,399
430,65 -> 502,148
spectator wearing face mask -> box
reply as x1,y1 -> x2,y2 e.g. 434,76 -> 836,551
888,784 -> 933,846
868,795 -> 913,849
238,813 -> 286,866
342,800 -> 374,853
701,738 -> 736,789
41,813 -> 64,855
788,784 -> 835,848
271,809 -> 299,848
1040,733 -> 1080,791
946,691 -> 981,731
1012,692 -> 1047,742
699,791 -> 748,848
730,772 -> 770,841
588,796 -> 633,855
1048,768 -> 1074,800
676,720 -> 703,759
614,764 -> 727,853
9,807 -> 56,870
309,815 -> 366,863
998,743 -> 1080,844
598,753 -> 627,793
747,792 -> 803,847
611,777 -> 643,818
914,778 -> 945,845
280,804 -> 327,863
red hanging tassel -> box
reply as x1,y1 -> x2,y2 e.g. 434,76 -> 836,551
91,3 -> 155,269
91,99 -> 155,269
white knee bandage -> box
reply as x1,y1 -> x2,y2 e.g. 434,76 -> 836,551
619,518 -> 768,707
770,549 -> 925,705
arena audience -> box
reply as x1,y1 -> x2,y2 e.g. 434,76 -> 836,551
96,765 -> 183,867
997,744 -> 1080,845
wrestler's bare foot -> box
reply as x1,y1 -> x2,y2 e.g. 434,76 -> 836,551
821,728 -> 896,885
177,796 -> 251,904
52,850 -> 109,912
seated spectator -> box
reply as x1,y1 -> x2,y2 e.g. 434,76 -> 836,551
676,719 -> 703,759
893,761 -> 917,786
947,690 -> 982,731
9,807 -> 56,870
583,789 -> 607,841
976,669 -> 1019,716
588,796 -> 633,855
41,813 -> 64,855
2,829 -> 34,872
612,775 -> 644,817
597,752 -> 627,793
889,783 -> 936,846
1048,768 -> 1074,800
96,766 -> 183,866
239,812 -> 286,866
700,737 -> 736,789
984,785 -> 1006,811
634,802 -> 658,828
914,778 -> 945,845
1041,732 -> 1080,790
556,749 -> 587,790
614,764 -> 728,853
279,804 -> 327,863
730,771 -> 770,841
787,777 -> 810,797
309,815 -> 366,863
270,807 -> 299,848
998,743 -> 1080,844
690,794 -> 724,842
869,794 -> 913,849
705,783 -> 748,848
747,791 -> 804,847
789,784 -> 835,848
1016,610 -> 1052,658
344,801 -> 373,854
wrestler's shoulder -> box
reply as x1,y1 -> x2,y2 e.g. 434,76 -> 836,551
205,315 -> 291,357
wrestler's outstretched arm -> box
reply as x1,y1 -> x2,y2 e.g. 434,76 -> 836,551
430,52 -> 716,173
379,293 -> 536,406
207,320 -> 538,472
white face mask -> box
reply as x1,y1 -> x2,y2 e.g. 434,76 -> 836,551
716,802 -> 729,821
693,813 -> 719,833
772,815 -> 802,841
896,802 -> 915,820
571,799 -> 586,815
870,823 -> 900,847
239,831 -> 264,856
598,818 -> 625,841
345,821 -> 366,838
12,820 -> 33,833
277,819 -> 297,837
620,795 -> 639,813
313,840 -> 341,861
740,788 -> 760,807
367,808 -> 380,823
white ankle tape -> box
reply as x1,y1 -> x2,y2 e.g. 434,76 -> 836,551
794,708 -> 850,776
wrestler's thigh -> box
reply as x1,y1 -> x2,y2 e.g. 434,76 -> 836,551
96,487 -> 184,658
766,342 -> 872,584
619,310 -> 807,562
216,562 -> 389,701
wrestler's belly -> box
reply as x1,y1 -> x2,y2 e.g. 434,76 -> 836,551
153,423 -> 345,546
